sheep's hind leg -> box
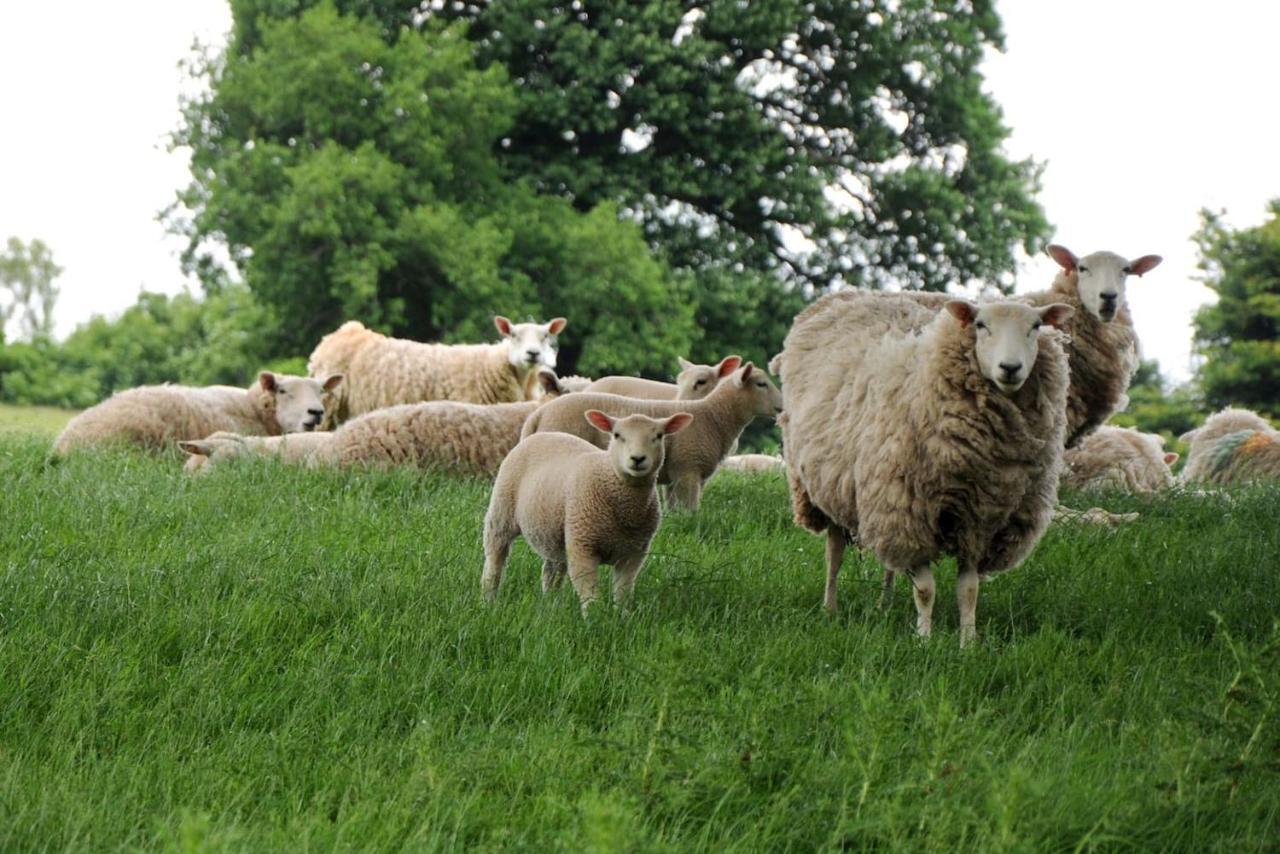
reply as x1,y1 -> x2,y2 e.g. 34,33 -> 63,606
957,567 -> 979,648
668,475 -> 704,512
907,565 -> 935,638
824,527 -> 846,614
541,559 -> 567,593
481,519 -> 517,601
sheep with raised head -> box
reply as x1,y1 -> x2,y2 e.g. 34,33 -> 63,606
52,372 -> 342,456
307,315 -> 566,426
774,292 -> 1072,646
585,355 -> 742,401
1179,408 -> 1280,486
482,410 -> 693,613
1061,425 -> 1178,494
521,363 -> 782,510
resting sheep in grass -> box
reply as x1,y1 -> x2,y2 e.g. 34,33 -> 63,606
720,453 -> 785,474
1061,425 -> 1178,494
585,355 -> 742,401
179,430 -> 336,475
307,315 -> 566,426
52,372 -> 342,456
521,363 -> 782,510
482,410 -> 693,612
774,292 -> 1072,645
1179,408 -> 1280,486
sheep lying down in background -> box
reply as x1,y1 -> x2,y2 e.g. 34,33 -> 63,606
774,292 -> 1072,646
1061,425 -> 1178,494
1179,408 -> 1280,486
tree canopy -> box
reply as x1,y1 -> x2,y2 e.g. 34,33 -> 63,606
0,237 -> 62,342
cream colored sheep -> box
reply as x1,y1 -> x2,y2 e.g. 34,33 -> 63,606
307,315 -> 566,425
51,372 -> 342,456
521,363 -> 783,510
1061,425 -> 1178,493
585,355 -> 742,401
482,410 -> 693,613
1179,407 -> 1280,486
775,292 -> 1072,646
719,453 -> 785,474
179,431 -> 336,475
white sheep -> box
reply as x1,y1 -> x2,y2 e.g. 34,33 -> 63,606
521,363 -> 783,510
1060,425 -> 1178,493
774,292 -> 1072,646
52,372 -> 343,456
482,410 -> 693,613
1179,407 -> 1280,486
585,355 -> 742,401
719,453 -> 785,474
307,315 -> 566,425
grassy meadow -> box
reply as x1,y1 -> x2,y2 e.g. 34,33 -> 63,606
0,415 -> 1277,850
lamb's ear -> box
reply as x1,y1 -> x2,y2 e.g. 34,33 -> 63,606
737,362 -> 756,384
677,356 -> 694,371
322,373 -> 344,392
584,410 -> 615,434
178,440 -> 213,457
718,355 -> 743,377
1163,452 -> 1180,465
258,371 -> 278,392
1047,244 -> 1078,272
663,412 -> 694,435
494,315 -> 513,336
546,317 -> 567,336
944,300 -> 977,328
1038,303 -> 1075,329
1127,255 -> 1163,277
536,369 -> 563,396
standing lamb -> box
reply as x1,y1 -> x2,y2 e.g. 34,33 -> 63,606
307,315 -> 566,426
521,363 -> 783,510
774,292 -> 1072,645
52,372 -> 343,456
1061,425 -> 1178,493
482,410 -> 693,612
1179,408 -> 1280,486
585,355 -> 742,401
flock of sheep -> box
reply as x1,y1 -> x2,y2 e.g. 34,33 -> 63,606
47,246 -> 1280,644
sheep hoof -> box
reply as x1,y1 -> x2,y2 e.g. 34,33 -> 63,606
959,626 -> 977,648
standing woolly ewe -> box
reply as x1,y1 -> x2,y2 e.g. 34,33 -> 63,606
775,292 -> 1072,645
585,355 -> 742,401
52,372 -> 342,456
1179,408 -> 1280,486
482,410 -> 693,612
1061,425 -> 1178,493
307,315 -> 566,426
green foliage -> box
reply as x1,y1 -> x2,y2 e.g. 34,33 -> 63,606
0,439 -> 1277,848
1110,359 -> 1202,444
0,236 -> 62,341
1192,203 -> 1280,417
175,5 -> 694,376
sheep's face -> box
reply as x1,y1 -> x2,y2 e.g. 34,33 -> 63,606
261,372 -> 342,433
946,300 -> 1073,394
1047,245 -> 1162,322
586,410 -> 693,481
496,316 -> 567,371
731,362 -> 784,417
675,355 -> 742,400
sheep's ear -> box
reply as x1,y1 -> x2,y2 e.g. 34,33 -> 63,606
322,373 -> 344,392
546,317 -> 567,336
1038,303 -> 1075,329
737,362 -> 756,384
677,356 -> 694,371
258,371 -> 278,392
494,315 -> 513,336
718,355 -> 742,377
944,300 -> 977,327
585,410 -> 615,434
536,369 -> 563,396
1127,255 -> 1163,277
1047,244 -> 1078,272
1163,452 -> 1180,465
663,412 -> 694,435
178,440 -> 213,456
1179,428 -> 1199,444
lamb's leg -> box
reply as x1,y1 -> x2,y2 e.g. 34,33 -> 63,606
907,565 -> 935,638
878,568 -> 895,612
957,568 -> 979,648
668,475 -> 704,511
566,548 -> 601,616
824,527 -> 846,614
541,559 -> 567,593
611,551 -> 649,610
481,516 -> 517,601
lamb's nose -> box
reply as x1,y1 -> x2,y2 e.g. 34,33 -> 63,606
526,349 -> 541,360
1100,292 -> 1118,303
999,361 -> 1022,377
307,408 -> 324,417
630,455 -> 647,468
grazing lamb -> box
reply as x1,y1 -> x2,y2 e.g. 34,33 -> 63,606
482,410 -> 693,612
585,355 -> 742,401
774,292 -> 1072,646
521,363 -> 783,510
720,453 -> 785,474
1061,425 -> 1178,493
1179,408 -> 1280,486
52,372 -> 342,456
307,315 -> 566,425
179,431 -> 336,475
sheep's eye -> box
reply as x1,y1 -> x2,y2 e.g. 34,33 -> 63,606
693,379 -> 707,387
1032,321 -> 1042,331
975,321 -> 988,331
613,432 -> 620,439
1122,266 -> 1132,274
755,381 -> 767,388
1078,265 -> 1088,274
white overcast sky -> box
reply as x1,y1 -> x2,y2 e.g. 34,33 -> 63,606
1,1 -> 1277,382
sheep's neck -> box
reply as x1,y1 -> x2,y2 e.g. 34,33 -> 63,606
695,386 -> 756,454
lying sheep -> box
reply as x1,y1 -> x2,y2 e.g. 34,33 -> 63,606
307,315 -> 566,426
1179,408 -> 1280,486
482,410 -> 693,612
719,453 -> 785,474
179,431 -> 336,474
585,355 -> 742,401
1061,425 -> 1178,493
774,292 -> 1072,645
52,372 -> 342,456
521,363 -> 783,510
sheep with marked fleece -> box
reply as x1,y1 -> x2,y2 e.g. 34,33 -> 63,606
1179,408 -> 1280,486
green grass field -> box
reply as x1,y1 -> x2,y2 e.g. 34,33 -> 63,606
0,402 -> 77,436
1,424 -> 1277,850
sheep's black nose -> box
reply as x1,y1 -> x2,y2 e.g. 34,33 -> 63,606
526,349 -> 541,358
1100,292 -> 1118,302
307,408 -> 324,417
999,362 -> 1022,377
630,455 -> 647,467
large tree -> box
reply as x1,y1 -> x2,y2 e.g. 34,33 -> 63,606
1192,204 -> 1280,417
226,0 -> 1049,292
0,237 -> 61,341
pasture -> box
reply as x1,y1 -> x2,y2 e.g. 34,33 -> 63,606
0,421 -> 1277,849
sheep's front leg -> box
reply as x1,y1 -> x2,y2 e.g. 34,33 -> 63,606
824,527 -> 846,614
878,568 -> 895,612
611,551 -> 649,610
908,565 -> 935,638
566,547 -> 601,616
957,568 -> 979,648
541,559 -> 567,593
